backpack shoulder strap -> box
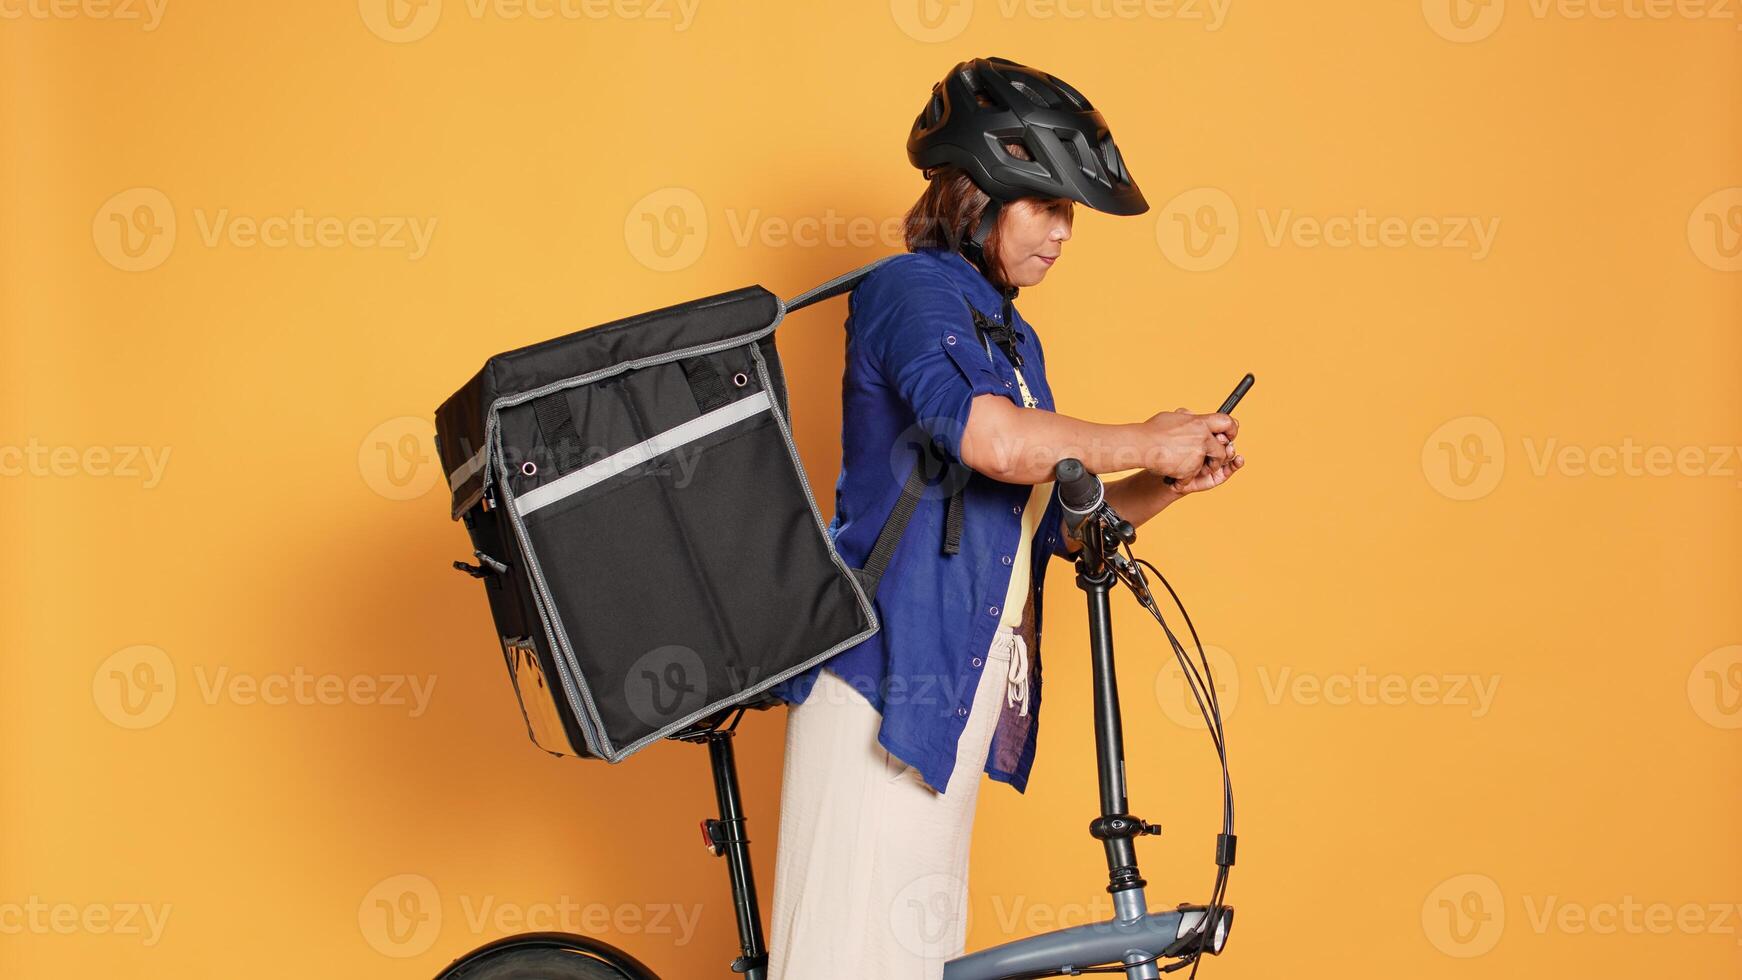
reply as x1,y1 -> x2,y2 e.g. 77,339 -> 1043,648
781,255 -> 903,315
787,254 -> 969,605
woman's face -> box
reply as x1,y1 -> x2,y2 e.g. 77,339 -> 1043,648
995,197 -> 1074,287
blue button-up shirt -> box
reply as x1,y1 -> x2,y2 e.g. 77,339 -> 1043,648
770,246 -> 1074,795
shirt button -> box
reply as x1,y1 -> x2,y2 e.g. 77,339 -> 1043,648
956,706 -> 968,717
972,657 -> 983,667
1001,555 -> 1013,566
945,334 -> 958,345
988,605 -> 1000,617
1004,380 -> 1013,388
1011,504 -> 1022,515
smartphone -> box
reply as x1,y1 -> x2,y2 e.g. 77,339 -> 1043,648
1163,373 -> 1254,485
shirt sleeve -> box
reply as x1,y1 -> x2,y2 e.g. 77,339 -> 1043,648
855,261 -> 1006,465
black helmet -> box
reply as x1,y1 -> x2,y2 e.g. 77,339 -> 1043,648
907,56 -> 1148,218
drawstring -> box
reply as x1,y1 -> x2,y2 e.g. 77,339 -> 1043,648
1003,629 -> 1030,717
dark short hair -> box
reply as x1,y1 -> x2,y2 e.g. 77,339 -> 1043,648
901,141 -> 1071,292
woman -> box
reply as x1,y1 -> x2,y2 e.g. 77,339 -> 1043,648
765,57 -> 1245,979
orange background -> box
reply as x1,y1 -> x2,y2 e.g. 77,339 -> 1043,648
3,1 -> 1740,977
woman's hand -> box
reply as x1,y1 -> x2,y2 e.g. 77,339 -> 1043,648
1138,408 -> 1239,481
1158,406 -> 1244,495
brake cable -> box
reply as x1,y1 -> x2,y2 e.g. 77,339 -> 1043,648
1110,539 -> 1235,978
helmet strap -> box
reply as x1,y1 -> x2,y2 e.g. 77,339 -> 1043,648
960,198 -> 1002,281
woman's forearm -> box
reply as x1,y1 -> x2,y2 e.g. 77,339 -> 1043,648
959,394 -> 1159,484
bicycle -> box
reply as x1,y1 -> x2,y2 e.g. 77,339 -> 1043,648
436,455 -> 1239,980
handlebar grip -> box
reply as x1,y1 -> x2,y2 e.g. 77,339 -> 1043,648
1055,458 -> 1103,518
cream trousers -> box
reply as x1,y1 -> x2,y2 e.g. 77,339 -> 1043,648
766,623 -> 1027,980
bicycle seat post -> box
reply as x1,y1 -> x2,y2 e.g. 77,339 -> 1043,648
673,709 -> 769,980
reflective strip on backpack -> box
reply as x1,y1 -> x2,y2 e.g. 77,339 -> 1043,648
514,389 -> 772,517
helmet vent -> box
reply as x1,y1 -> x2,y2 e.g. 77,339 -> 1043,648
1099,135 -> 1130,184
1008,78 -> 1052,108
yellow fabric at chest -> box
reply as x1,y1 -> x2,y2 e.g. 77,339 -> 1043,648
998,362 -> 1048,629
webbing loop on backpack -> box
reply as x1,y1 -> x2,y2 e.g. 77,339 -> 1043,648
531,390 -> 585,474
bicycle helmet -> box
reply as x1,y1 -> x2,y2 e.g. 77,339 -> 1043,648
908,57 -> 1148,275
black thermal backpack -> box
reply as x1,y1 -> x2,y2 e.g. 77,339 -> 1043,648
434,257 -> 971,762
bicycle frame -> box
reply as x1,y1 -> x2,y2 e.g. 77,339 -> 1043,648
941,521 -> 1233,979
669,501 -> 1232,980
